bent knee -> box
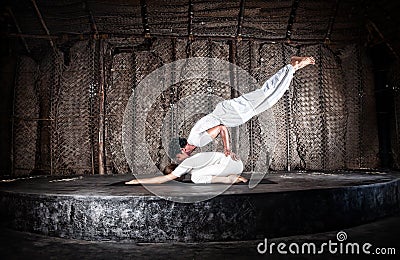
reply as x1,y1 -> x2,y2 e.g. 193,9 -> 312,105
230,160 -> 244,174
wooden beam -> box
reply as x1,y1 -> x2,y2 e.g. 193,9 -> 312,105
367,20 -> 399,60
285,0 -> 300,42
98,40 -> 106,175
235,0 -> 246,41
1,32 -> 358,45
140,0 -> 151,38
187,0 -> 194,40
30,0 -> 56,50
6,7 -> 30,54
185,0 -> 195,57
1,33 -> 58,40
83,0 -> 99,38
324,0 -> 340,44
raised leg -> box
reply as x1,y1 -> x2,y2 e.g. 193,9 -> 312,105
290,56 -> 315,71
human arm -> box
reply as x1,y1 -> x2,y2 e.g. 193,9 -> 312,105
125,173 -> 178,185
219,125 -> 231,156
206,125 -> 237,158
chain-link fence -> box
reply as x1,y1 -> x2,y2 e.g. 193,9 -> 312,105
11,38 -> 382,175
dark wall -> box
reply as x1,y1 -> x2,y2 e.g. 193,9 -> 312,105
0,39 -> 17,176
368,43 -> 397,169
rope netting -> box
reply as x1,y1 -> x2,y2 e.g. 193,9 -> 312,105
13,57 -> 39,176
105,51 -> 133,174
12,38 -> 382,175
339,44 -> 379,169
52,42 -> 94,174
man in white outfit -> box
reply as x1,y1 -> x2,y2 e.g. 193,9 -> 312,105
125,152 -> 247,184
177,56 -> 315,161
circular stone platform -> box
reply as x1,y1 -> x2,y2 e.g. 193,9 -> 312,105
0,171 -> 399,242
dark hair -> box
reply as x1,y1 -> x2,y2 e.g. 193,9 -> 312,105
178,137 -> 187,148
163,163 -> 185,182
168,137 -> 187,159
163,163 -> 178,175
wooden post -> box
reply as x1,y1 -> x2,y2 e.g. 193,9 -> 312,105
229,40 -> 240,155
324,0 -> 340,44
285,0 -> 300,42
98,40 -> 106,175
236,0 -> 245,41
10,59 -> 18,177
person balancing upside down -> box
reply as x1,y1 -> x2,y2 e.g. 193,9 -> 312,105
176,56 -> 315,161
125,56 -> 315,185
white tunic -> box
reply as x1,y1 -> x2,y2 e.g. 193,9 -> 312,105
187,64 -> 295,147
186,115 -> 221,147
171,152 -> 243,184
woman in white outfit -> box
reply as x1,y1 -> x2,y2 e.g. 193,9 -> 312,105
176,56 -> 315,161
125,152 -> 247,184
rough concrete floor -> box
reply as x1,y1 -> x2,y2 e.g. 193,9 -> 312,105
1,213 -> 399,260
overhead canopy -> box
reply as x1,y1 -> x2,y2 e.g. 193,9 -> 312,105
0,0 -> 399,58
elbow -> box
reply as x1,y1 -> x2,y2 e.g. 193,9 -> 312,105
219,125 -> 227,131
166,173 -> 179,183
219,125 -> 228,135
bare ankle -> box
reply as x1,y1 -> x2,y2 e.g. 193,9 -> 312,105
290,60 -> 300,70
290,56 -> 315,71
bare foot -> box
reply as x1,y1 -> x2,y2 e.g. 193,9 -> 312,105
229,175 -> 248,183
237,176 -> 248,183
125,179 -> 139,185
290,56 -> 315,71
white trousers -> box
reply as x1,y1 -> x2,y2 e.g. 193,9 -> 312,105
211,64 -> 295,127
187,64 -> 295,147
190,156 -> 243,184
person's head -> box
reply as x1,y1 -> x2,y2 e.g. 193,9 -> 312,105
178,137 -> 187,149
178,137 -> 197,158
168,137 -> 186,160
163,163 -> 178,175
168,137 -> 196,162
163,163 -> 184,181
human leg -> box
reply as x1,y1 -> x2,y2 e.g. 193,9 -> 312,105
190,157 -> 244,184
290,56 -> 315,71
191,174 -> 247,184
211,57 -> 314,126
184,57 -> 315,151
209,175 -> 248,184
251,56 -> 314,114
241,64 -> 295,116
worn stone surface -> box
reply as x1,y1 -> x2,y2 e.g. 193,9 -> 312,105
0,171 -> 399,242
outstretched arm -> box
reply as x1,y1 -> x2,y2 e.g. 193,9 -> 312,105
125,173 -> 178,185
